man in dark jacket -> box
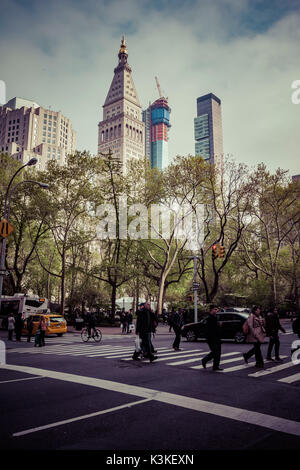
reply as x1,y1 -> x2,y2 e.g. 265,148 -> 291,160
134,302 -> 157,362
171,308 -> 184,351
266,307 -> 286,361
201,305 -> 223,371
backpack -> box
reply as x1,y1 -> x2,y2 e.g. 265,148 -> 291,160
242,319 -> 249,335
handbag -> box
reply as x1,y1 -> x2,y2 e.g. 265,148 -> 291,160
242,319 -> 249,335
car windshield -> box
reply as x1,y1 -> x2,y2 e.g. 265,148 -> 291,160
50,317 -> 64,323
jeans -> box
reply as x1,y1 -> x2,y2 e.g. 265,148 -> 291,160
203,340 -> 221,369
139,333 -> 155,358
267,335 -> 280,359
172,326 -> 182,349
39,330 -> 45,346
245,342 -> 263,365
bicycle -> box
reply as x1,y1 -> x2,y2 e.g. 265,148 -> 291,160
81,327 -> 102,342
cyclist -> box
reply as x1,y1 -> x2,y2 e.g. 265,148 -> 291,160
86,311 -> 96,338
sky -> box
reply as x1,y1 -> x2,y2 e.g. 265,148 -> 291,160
0,0 -> 299,175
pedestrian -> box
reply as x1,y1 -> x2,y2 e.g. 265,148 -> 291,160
201,305 -> 223,371
120,310 -> 127,334
38,316 -> 47,347
170,308 -> 184,351
127,309 -> 133,333
243,306 -> 266,368
133,301 -> 157,362
26,315 -> 34,343
14,313 -> 23,342
168,308 -> 175,332
162,308 -> 167,324
7,313 -> 15,341
265,306 -> 286,361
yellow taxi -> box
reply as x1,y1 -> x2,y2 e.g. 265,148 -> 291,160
22,314 -> 67,337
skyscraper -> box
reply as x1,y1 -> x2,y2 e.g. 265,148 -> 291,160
194,93 -> 223,169
98,37 -> 145,171
0,97 -> 77,170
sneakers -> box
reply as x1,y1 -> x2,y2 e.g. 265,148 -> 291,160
173,347 -> 181,351
275,357 -> 282,361
266,357 -> 274,361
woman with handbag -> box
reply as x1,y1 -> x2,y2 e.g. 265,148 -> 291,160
243,306 -> 266,368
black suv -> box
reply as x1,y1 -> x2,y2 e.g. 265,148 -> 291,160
181,311 -> 249,343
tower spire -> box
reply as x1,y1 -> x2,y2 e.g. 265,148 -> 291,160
118,35 -> 128,65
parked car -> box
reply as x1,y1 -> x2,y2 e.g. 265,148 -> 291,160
223,307 -> 251,314
181,311 -> 249,343
22,314 -> 67,337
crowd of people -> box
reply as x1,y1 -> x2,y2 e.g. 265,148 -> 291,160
6,313 -> 47,347
130,303 -> 300,369
3,302 -> 300,367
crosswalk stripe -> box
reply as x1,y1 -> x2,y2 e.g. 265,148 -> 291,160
278,373 -> 300,384
249,361 -> 296,378
109,348 -> 174,360
168,351 -> 239,366
155,351 -> 205,362
191,352 -> 242,369
223,355 -> 288,373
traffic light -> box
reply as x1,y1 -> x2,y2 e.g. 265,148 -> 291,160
218,245 -> 225,258
212,245 -> 218,260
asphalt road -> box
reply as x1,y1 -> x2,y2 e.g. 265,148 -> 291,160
0,321 -> 299,458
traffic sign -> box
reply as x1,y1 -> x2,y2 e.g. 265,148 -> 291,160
0,219 -> 14,238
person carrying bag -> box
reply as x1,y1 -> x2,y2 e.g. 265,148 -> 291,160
243,306 -> 266,368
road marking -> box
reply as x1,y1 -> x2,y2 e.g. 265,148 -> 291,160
223,356 -> 288,373
155,351 -> 205,362
13,398 -> 152,437
191,352 -> 241,369
278,373 -> 300,384
168,351 -> 239,366
249,361 -> 296,378
0,376 -> 45,384
2,363 -> 300,438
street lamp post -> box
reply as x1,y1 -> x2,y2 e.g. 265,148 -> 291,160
0,158 -> 48,304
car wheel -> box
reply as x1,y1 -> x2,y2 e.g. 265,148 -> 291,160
186,330 -> 197,342
234,331 -> 245,343
57,333 -> 63,337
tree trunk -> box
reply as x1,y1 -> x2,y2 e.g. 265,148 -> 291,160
111,282 -> 117,319
157,272 -> 166,316
60,248 -> 66,315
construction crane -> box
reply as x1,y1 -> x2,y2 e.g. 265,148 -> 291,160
155,76 -> 163,98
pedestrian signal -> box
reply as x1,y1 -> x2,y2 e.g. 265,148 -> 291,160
212,245 -> 218,260
218,245 -> 225,258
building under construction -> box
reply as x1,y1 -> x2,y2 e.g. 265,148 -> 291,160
142,77 -> 171,171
